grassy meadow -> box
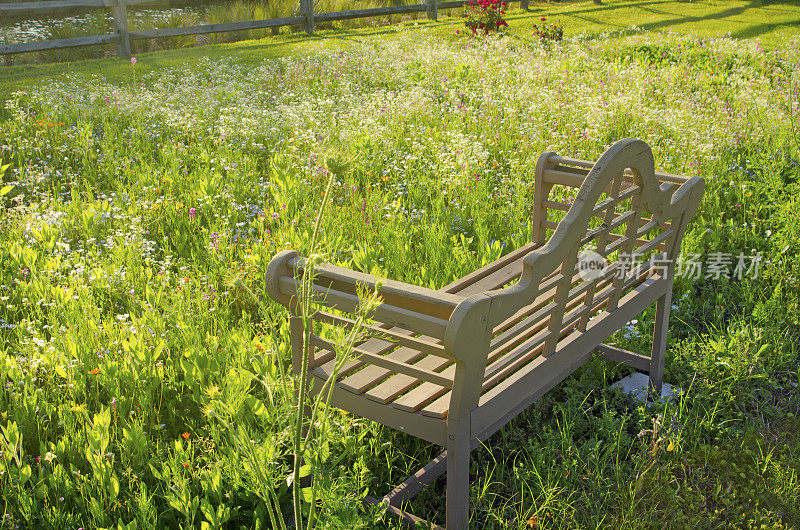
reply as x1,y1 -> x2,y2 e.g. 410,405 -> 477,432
1,1 -> 800,528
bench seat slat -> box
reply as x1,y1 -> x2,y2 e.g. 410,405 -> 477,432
392,364 -> 456,412
311,335 -> 454,389
312,328 -> 406,381
364,372 -> 422,404
339,346 -> 424,394
420,392 -> 451,419
365,354 -> 452,404
313,374 -> 447,446
314,311 -> 449,358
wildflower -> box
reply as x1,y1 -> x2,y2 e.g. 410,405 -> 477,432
183,462 -> 190,468
182,432 -> 190,439
189,207 -> 197,219
131,57 -> 137,66
89,368 -> 100,375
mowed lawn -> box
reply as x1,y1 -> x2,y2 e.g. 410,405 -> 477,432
0,1 -> 799,528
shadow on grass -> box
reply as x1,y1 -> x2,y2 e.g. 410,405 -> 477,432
730,17 -> 800,40
530,0 -> 800,40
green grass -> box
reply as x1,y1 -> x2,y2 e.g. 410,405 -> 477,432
510,0 -> 800,43
3,0 -> 800,96
0,2 -> 799,528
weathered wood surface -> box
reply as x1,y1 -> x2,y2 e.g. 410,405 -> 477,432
129,16 -> 304,40
0,33 -> 119,54
113,0 -> 130,58
265,138 -> 705,529
0,0 -> 153,16
315,4 -> 425,22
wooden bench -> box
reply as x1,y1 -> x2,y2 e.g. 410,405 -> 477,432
265,138 -> 705,529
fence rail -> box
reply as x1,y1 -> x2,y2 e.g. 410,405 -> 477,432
0,0 -> 499,58
1,0 -> 150,17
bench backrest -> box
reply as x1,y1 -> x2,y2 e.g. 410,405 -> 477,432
480,139 -> 704,359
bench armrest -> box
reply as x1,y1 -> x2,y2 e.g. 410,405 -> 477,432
266,250 -> 463,341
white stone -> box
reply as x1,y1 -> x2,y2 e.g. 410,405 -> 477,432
611,372 -> 679,403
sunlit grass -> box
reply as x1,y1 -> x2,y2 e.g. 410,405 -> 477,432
0,8 -> 799,529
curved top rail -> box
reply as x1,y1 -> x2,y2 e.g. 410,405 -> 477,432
464,138 -> 704,330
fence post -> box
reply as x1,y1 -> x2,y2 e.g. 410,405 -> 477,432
113,0 -> 131,58
302,0 -> 315,35
426,0 -> 437,20
520,0 -> 529,9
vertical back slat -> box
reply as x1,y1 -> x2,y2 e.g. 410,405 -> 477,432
578,173 -> 627,330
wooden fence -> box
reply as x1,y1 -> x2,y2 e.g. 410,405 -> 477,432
0,0 -> 527,58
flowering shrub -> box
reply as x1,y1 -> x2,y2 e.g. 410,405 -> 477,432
532,17 -> 563,42
462,0 -> 508,36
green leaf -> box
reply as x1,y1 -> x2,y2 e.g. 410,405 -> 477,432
301,485 -> 314,503
0,185 -> 12,197
18,464 -> 31,485
167,493 -> 185,513
245,396 -> 268,418
200,497 -> 218,525
110,475 -> 120,500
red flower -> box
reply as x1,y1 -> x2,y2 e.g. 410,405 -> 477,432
541,17 -> 546,21
182,432 -> 190,440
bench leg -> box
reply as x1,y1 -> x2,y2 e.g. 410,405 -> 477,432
363,451 -> 448,529
649,291 -> 672,399
446,425 -> 471,529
